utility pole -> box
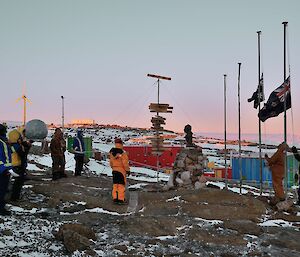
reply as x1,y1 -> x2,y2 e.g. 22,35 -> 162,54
224,74 -> 228,189
237,62 -> 242,194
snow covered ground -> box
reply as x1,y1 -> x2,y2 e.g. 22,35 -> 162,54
1,126 -> 300,257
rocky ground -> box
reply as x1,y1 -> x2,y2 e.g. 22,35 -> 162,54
1,169 -> 300,257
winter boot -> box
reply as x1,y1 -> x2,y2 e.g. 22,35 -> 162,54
0,208 -> 11,216
52,172 -> 60,181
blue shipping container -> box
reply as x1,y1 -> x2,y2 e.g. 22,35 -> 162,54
232,154 -> 299,187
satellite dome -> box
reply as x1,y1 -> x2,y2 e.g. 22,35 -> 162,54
25,119 -> 48,140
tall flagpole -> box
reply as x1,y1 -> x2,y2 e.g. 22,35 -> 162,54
283,21 -> 288,193
224,74 -> 228,189
238,62 -> 242,194
61,96 -> 65,132
257,31 -> 263,195
156,79 -> 160,182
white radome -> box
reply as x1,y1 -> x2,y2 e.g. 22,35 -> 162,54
25,119 -> 48,140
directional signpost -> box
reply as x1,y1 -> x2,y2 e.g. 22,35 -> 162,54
147,73 -> 172,182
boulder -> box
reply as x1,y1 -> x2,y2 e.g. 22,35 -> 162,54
276,199 -> 294,211
175,177 -> 184,185
181,171 -> 191,183
194,181 -> 206,190
55,223 -> 96,253
167,171 -> 174,188
63,229 -> 91,253
56,224 -> 96,241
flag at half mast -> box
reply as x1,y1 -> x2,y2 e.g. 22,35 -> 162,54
248,73 -> 264,109
258,76 -> 291,122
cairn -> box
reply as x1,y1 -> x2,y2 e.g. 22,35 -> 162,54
165,125 -> 208,190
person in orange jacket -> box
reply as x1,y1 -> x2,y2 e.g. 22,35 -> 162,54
109,138 -> 130,204
265,142 -> 289,205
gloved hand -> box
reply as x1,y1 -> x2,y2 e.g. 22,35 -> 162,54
126,170 -> 131,176
9,170 -> 20,177
1,170 -> 11,176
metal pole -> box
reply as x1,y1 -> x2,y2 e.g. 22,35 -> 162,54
156,79 -> 160,182
238,62 -> 242,194
61,96 -> 65,131
23,97 -> 26,126
283,21 -> 288,193
157,79 -> 160,105
257,31 -> 263,195
224,74 -> 228,189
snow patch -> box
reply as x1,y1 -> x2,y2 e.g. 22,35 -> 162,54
156,235 -> 178,240
195,217 -> 223,227
259,219 -> 294,227
166,196 -> 181,202
128,183 -> 148,189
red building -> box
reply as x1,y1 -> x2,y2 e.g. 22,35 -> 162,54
123,145 -> 182,170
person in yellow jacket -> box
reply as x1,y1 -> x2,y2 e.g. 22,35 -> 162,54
109,138 -> 130,204
8,129 -> 32,201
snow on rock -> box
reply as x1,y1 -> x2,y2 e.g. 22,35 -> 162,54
27,163 -> 44,171
259,219 -> 295,227
128,183 -> 148,189
156,235 -> 178,240
60,207 -> 132,216
206,181 -> 249,195
195,217 -> 223,227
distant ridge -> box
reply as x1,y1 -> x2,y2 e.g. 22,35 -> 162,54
196,132 -> 300,146
0,120 -> 23,127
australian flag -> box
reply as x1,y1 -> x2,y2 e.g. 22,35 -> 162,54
248,74 -> 264,109
258,76 -> 291,122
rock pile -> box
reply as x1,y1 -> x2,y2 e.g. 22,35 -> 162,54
165,146 -> 208,190
54,223 -> 97,255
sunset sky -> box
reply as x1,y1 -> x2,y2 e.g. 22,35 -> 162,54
0,0 -> 299,137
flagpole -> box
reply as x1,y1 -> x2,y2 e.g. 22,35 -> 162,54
224,74 -> 228,189
238,62 -> 242,194
283,21 -> 288,193
257,31 -> 263,195
157,78 -> 160,182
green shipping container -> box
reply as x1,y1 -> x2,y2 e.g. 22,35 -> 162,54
67,137 -> 93,158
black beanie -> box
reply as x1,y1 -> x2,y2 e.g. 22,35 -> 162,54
0,124 -> 7,135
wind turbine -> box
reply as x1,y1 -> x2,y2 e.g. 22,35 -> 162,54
16,81 -> 32,126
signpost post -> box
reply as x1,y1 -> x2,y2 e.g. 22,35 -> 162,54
147,74 -> 172,182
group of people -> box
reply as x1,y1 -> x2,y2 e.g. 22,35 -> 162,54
2,121 -> 300,214
0,125 -> 88,216
50,129 -> 131,204
50,128 -> 86,180
0,124 -> 32,216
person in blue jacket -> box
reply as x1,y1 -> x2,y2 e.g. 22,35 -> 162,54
0,124 -> 12,215
72,130 -> 85,176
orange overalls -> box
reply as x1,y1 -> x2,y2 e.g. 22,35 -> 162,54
266,144 -> 286,200
109,143 -> 130,202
